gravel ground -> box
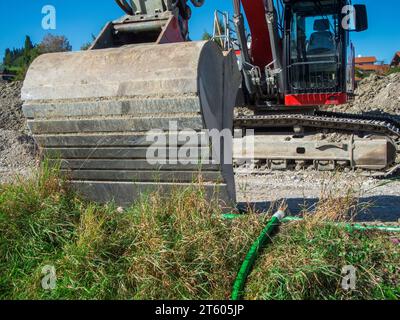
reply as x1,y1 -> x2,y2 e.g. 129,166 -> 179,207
0,81 -> 36,183
235,171 -> 400,222
0,81 -> 25,131
0,130 -> 36,183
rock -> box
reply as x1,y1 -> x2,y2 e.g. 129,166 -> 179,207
332,72 -> 400,116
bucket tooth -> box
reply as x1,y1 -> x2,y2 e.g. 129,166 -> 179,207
22,41 -> 241,207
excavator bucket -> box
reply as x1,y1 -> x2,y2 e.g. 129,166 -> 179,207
22,41 -> 241,207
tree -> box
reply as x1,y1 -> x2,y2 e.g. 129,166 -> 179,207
22,36 -> 35,66
24,36 -> 34,53
80,42 -> 92,51
1,34 -> 73,81
39,34 -> 72,53
3,48 -> 12,66
202,31 -> 212,41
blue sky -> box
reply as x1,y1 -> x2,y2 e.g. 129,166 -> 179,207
0,0 -> 399,63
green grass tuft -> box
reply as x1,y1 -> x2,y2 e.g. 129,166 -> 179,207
0,162 -> 398,300
386,67 -> 400,75
0,161 -> 263,300
244,200 -> 400,300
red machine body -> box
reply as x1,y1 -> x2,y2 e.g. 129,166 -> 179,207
285,93 -> 348,106
240,0 -> 351,107
240,0 -> 273,70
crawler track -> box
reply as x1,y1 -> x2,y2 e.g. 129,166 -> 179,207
234,111 -> 400,178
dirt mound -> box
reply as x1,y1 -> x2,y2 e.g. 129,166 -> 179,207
0,81 -> 36,183
335,73 -> 400,115
0,130 -> 36,169
0,81 -> 25,131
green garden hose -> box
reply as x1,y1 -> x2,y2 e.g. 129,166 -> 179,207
228,213 -> 400,300
223,214 -> 400,233
231,210 -> 285,300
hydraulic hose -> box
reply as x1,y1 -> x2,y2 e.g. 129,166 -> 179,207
231,210 -> 285,300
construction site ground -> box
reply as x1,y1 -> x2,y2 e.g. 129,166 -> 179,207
1,74 -> 400,222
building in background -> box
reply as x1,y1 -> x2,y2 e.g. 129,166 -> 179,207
355,56 -> 377,66
355,56 -> 389,77
391,52 -> 400,67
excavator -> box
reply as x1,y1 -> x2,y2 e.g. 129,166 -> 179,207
232,0 -> 399,176
21,0 -> 399,207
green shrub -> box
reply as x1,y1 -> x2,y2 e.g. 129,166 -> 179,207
387,67 -> 400,75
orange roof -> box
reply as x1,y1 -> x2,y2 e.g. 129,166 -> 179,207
355,56 -> 377,64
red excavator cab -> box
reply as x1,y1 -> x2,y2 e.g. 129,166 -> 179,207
237,0 -> 368,107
